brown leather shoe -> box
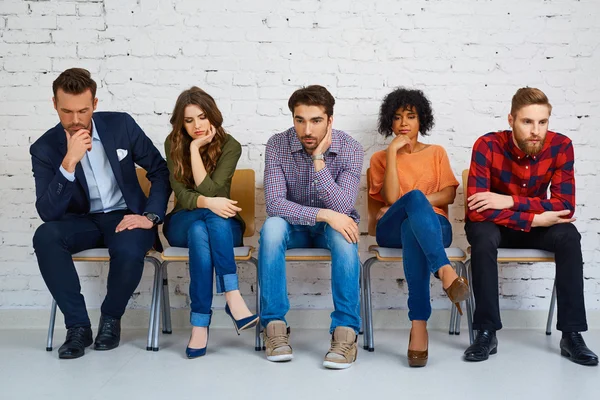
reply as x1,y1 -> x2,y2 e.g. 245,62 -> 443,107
407,329 -> 428,367
444,276 -> 469,315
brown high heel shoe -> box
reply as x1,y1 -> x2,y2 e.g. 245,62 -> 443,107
444,276 -> 470,316
407,329 -> 428,367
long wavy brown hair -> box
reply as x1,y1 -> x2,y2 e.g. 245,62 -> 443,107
167,87 -> 227,188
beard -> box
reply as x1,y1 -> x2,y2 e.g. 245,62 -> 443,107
299,135 -> 322,152
515,136 -> 545,156
65,122 -> 91,136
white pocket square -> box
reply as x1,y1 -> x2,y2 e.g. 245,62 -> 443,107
116,149 -> 128,161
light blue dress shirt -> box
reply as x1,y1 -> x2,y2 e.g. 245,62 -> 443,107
59,121 -> 128,213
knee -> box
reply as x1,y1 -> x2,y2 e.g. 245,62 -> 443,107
403,190 -> 428,205
325,225 -> 357,252
187,220 -> 209,242
259,217 -> 289,247
550,223 -> 581,247
32,222 -> 62,250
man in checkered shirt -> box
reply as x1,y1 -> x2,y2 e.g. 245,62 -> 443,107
464,87 -> 597,366
258,85 -> 364,369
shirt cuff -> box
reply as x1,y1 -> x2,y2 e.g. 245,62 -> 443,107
304,207 -> 320,226
511,195 -> 524,211
59,165 -> 75,182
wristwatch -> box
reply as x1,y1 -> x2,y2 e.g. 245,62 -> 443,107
311,153 -> 325,161
143,212 -> 161,226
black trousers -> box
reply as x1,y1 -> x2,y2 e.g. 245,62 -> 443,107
33,210 -> 155,329
465,220 -> 587,333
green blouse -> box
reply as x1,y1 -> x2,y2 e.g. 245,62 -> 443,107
165,134 -> 246,234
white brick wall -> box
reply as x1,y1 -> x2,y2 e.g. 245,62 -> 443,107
1,0 -> 599,314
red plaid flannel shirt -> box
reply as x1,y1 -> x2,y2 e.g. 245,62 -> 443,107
467,130 -> 575,232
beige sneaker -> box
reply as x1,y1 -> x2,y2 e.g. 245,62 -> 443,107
264,321 -> 293,362
323,326 -> 357,369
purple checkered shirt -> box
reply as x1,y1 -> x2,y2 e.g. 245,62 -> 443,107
264,127 -> 363,226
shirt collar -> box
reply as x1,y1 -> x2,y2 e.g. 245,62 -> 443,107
506,130 -> 549,161
288,126 -> 342,155
91,120 -> 100,141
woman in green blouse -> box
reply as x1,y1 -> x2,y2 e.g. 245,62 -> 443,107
163,87 -> 258,358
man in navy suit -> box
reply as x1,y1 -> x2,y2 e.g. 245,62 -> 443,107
31,68 -> 171,359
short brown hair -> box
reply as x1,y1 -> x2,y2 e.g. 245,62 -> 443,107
52,68 -> 97,99
288,85 -> 335,117
511,87 -> 552,116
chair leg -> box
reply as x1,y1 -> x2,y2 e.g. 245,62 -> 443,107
453,262 -> 463,336
361,259 -> 369,350
363,257 -> 375,352
147,258 -> 161,351
46,298 -> 58,351
248,258 -> 262,351
465,260 -> 475,345
161,266 -> 172,334
359,260 -> 365,336
449,304 -> 457,335
152,262 -> 165,351
448,262 -> 457,335
546,280 -> 557,336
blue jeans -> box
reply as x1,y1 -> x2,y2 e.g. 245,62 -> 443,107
376,190 -> 452,321
258,216 -> 361,334
164,209 -> 243,327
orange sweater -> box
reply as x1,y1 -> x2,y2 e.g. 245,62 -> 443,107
369,145 -> 459,219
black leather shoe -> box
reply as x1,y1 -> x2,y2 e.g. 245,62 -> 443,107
560,332 -> 599,366
464,330 -> 498,362
58,326 -> 93,359
94,314 -> 121,351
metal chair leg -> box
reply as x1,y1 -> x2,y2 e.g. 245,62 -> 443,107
147,258 -> 162,351
359,260 -> 365,335
449,303 -> 457,335
453,262 -> 465,336
363,257 -> 375,352
248,257 -> 262,351
546,280 -> 557,335
46,299 -> 58,351
465,259 -> 475,345
152,262 -> 165,351
161,266 -> 172,334
361,259 -> 369,350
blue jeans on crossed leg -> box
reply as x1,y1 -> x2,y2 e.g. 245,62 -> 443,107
164,209 -> 243,327
376,190 -> 452,321
258,216 -> 361,334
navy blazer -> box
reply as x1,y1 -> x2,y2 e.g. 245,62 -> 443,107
30,112 -> 171,245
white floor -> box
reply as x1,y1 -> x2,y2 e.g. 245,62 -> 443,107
0,328 -> 598,400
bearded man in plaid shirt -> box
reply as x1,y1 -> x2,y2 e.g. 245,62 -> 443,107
258,85 -> 364,369
464,87 -> 597,366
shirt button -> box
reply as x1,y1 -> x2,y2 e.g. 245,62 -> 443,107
525,166 -> 528,169
518,156 -> 520,159
522,184 -> 526,187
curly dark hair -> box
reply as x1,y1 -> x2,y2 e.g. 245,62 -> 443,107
378,88 -> 435,137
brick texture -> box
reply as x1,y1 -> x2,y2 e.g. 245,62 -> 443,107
1,0 -> 599,312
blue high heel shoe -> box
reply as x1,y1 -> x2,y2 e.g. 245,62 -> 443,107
186,327 -> 209,359
225,304 -> 259,335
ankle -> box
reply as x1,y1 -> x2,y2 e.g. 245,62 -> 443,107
438,265 -> 457,287
224,289 -> 242,302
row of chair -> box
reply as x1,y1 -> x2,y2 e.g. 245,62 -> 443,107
45,169 -> 556,353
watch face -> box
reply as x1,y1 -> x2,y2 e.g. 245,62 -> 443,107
146,213 -> 158,223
